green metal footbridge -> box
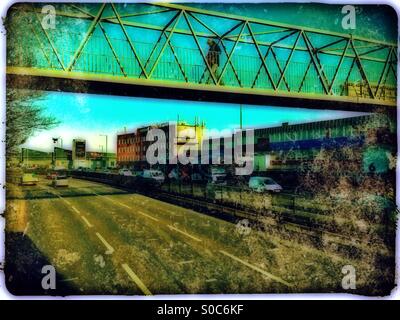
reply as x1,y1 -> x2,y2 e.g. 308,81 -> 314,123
6,2 -> 398,111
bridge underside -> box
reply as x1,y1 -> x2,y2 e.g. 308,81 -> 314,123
7,68 -> 396,113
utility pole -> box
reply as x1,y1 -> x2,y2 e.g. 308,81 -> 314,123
100,134 -> 108,168
240,104 -> 243,130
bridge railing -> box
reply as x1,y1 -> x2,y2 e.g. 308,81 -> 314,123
14,32 -> 387,97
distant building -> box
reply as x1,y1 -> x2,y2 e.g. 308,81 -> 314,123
117,132 -> 138,167
252,114 -> 395,172
85,151 -> 116,169
20,139 -> 116,170
117,121 -> 205,168
54,147 -> 72,169
21,148 -> 53,168
72,139 -> 87,168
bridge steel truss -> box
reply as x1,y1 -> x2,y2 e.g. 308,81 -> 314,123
6,2 -> 398,111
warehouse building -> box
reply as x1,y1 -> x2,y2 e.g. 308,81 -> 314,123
252,114 -> 395,172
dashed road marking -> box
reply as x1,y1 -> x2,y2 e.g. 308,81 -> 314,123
81,215 -> 93,228
60,277 -> 79,282
178,260 -> 194,265
122,263 -> 152,296
117,202 -> 131,209
71,206 -> 80,214
168,225 -> 202,242
95,232 -> 115,255
137,210 -> 159,222
94,192 -> 159,222
219,250 -> 292,287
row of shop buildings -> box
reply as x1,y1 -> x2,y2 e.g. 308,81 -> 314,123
116,113 -> 395,174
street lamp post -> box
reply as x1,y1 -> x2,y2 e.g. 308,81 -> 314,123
52,137 -> 63,167
100,134 -> 108,168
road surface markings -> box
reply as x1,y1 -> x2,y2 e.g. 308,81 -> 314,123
97,193 -> 160,222
95,232 -> 115,255
60,277 -> 79,282
112,200 -> 160,221
178,260 -> 194,265
137,210 -> 159,222
121,263 -> 152,296
117,202 -> 131,209
39,185 -> 71,205
80,215 -> 93,228
167,225 -> 202,242
63,199 -> 71,205
93,193 -> 133,210
71,206 -> 80,214
219,250 -> 292,287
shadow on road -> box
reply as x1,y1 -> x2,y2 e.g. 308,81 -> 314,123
7,186 -> 128,201
5,232 -> 76,296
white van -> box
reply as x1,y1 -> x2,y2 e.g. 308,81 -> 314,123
249,176 -> 282,193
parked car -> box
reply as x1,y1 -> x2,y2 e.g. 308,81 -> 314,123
52,175 -> 69,187
139,169 -> 165,185
119,168 -> 133,176
168,168 -> 179,180
46,169 -> 68,180
207,166 -> 227,185
21,173 -> 39,186
249,176 -> 282,193
46,171 -> 57,180
191,172 -> 204,182
76,167 -> 89,172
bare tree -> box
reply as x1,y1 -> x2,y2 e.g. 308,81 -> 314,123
5,6 -> 60,160
6,90 -> 60,159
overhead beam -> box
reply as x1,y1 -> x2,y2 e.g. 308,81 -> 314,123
7,67 -> 397,113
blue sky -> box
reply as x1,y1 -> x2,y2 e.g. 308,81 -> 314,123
23,91 -> 367,153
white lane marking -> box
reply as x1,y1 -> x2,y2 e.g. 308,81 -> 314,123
129,197 -> 184,218
71,206 -> 80,214
121,263 -> 152,296
95,232 -> 115,255
81,215 -> 93,228
137,210 -> 159,222
39,185 -> 72,205
94,192 -> 159,222
60,277 -> 79,282
219,250 -> 292,287
178,260 -> 194,265
117,202 -> 131,209
167,225 -> 202,242
93,193 -> 132,210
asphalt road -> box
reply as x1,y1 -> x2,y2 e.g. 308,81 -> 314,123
6,177 -> 351,295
